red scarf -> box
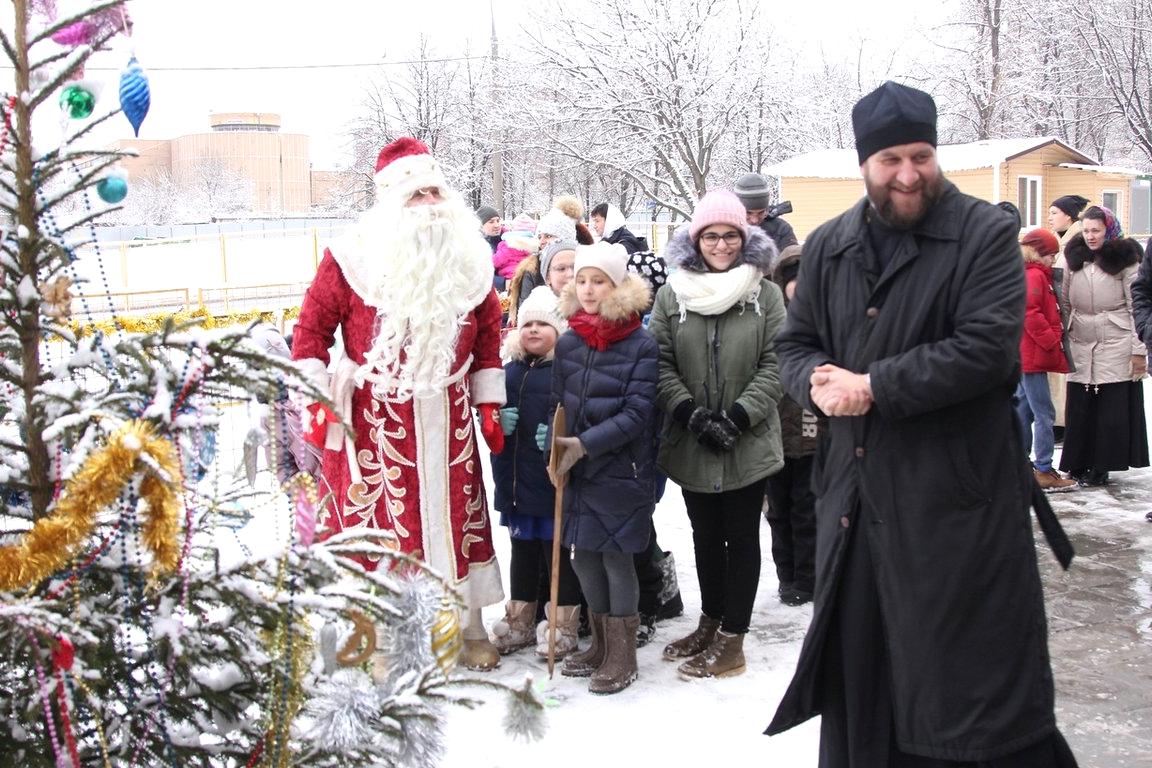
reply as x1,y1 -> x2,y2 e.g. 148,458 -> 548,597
567,310 -> 642,351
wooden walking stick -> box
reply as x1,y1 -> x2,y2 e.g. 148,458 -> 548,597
545,405 -> 567,678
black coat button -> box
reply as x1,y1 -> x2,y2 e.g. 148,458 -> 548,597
840,515 -> 850,528
866,307 -> 879,318
855,446 -> 865,458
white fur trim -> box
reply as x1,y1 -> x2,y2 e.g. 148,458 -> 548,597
295,357 -> 330,393
470,367 -> 506,406
414,387 -> 503,614
374,153 -> 448,204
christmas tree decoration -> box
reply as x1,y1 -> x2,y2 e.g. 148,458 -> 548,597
118,55 -> 150,136
50,20 -> 96,47
0,420 -> 182,592
38,274 -> 73,320
431,595 -> 463,673
58,83 -> 95,119
96,170 -> 128,203
304,668 -> 382,754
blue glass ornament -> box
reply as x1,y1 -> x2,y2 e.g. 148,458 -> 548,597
97,175 -> 128,204
119,56 -> 150,137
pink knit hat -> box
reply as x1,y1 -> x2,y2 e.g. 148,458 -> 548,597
689,190 -> 750,242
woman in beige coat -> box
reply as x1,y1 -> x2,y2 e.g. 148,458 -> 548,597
1047,195 -> 1089,434
1058,205 -> 1149,486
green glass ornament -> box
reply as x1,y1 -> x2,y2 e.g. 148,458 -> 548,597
97,175 -> 128,204
59,85 -> 96,120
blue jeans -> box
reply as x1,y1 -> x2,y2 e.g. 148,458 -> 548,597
1016,372 -> 1056,472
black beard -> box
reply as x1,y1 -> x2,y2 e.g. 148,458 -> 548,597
867,174 -> 944,230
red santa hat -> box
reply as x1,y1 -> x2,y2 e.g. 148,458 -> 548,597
373,136 -> 451,205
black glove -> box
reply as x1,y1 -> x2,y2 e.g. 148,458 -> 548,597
686,406 -> 712,436
710,412 -> 741,449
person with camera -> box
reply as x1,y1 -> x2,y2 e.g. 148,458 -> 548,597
734,172 -> 798,253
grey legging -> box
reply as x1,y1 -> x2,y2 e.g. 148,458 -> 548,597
570,549 -> 639,617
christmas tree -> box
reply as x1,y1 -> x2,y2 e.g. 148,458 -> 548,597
0,2 -> 543,765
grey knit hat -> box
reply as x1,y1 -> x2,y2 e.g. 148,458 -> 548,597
475,205 -> 499,223
541,239 -> 578,279
733,173 -> 771,210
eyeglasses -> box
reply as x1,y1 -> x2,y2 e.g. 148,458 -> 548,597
699,231 -> 742,246
409,187 -> 442,200
548,264 -> 574,275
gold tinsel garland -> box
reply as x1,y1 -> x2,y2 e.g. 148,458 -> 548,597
0,420 -> 183,592
71,305 -> 302,339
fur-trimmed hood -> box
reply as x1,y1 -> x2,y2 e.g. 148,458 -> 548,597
558,271 -> 652,322
664,225 -> 778,275
500,328 -> 555,364
1064,233 -> 1143,275
771,245 -> 802,296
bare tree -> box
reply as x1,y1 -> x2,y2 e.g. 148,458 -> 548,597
522,0 -> 772,217
1074,0 -> 1152,167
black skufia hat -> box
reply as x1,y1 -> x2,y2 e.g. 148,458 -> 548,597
852,81 -> 938,164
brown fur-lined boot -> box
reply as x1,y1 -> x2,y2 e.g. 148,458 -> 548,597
534,604 -> 581,660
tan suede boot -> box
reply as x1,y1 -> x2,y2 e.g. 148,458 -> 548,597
490,600 -> 537,655
589,615 -> 639,695
662,614 -> 721,661
534,604 -> 581,659
561,611 -> 606,677
677,630 -> 746,679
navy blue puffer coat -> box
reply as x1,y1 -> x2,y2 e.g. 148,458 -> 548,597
491,338 -> 555,517
550,274 -> 658,553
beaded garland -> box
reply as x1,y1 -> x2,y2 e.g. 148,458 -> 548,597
0,420 -> 183,592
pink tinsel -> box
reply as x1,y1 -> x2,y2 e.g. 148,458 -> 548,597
50,20 -> 95,47
295,486 -> 317,548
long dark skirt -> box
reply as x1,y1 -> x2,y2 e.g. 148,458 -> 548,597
1058,380 -> 1149,474
819,517 -> 1079,767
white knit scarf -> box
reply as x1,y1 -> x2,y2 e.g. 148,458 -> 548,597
667,264 -> 763,320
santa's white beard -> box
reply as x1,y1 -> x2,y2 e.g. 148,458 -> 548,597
353,196 -> 493,401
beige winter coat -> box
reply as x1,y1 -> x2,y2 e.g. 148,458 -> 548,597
1060,234 -> 1145,385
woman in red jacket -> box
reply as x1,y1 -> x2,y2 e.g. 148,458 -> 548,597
1016,228 -> 1077,491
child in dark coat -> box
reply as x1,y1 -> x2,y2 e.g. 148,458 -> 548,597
765,245 -> 820,606
489,287 -> 584,658
548,242 -> 658,694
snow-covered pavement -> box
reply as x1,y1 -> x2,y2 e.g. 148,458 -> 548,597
439,389 -> 1152,768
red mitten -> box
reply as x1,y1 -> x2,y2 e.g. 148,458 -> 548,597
476,403 -> 505,454
303,402 -> 336,449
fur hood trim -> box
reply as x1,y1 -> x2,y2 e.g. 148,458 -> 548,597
501,328 -> 555,364
558,271 -> 652,322
664,225 -> 778,275
771,247 -> 802,294
1064,233 -> 1142,275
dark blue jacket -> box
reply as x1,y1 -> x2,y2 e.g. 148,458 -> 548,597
492,353 -> 555,516
550,274 -> 658,553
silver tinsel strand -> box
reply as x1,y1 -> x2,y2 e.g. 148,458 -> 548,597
502,673 -> 548,742
304,668 -> 382,753
394,704 -> 446,768
381,570 -> 442,686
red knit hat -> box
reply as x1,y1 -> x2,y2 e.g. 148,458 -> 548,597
373,136 -> 450,203
1020,227 -> 1059,257
689,190 -> 750,242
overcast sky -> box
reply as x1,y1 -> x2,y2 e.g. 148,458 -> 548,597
8,0 -> 949,168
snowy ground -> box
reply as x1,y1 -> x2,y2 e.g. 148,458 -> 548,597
213,382 -> 1152,768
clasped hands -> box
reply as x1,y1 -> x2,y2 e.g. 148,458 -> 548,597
810,363 -> 873,417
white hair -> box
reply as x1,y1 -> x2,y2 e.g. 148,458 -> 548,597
347,191 -> 493,401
